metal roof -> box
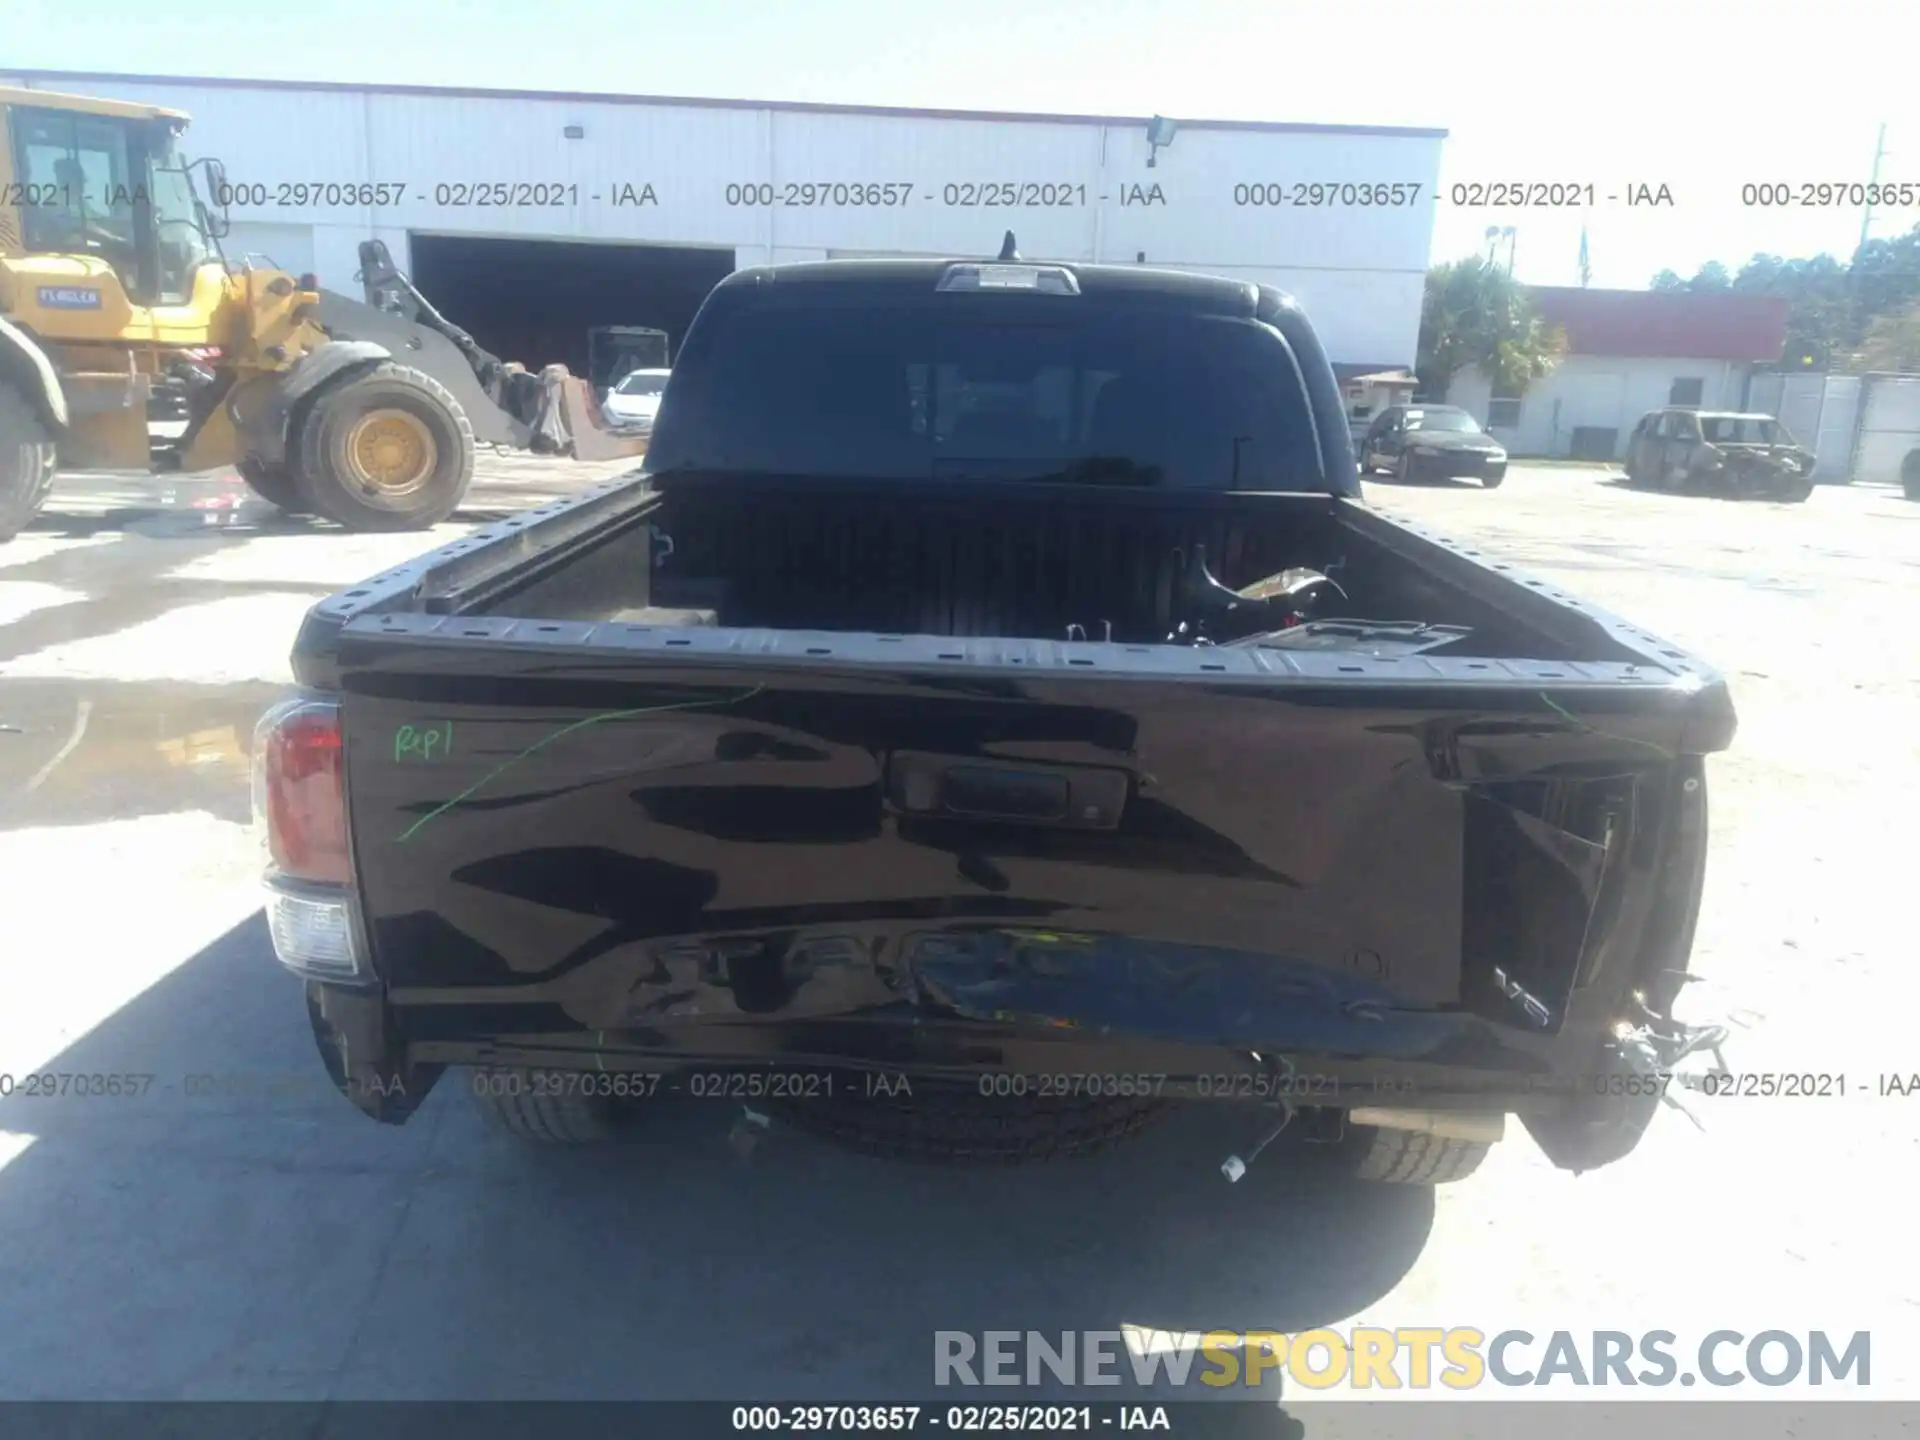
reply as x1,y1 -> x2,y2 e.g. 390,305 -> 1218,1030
5,70 -> 1448,140
1528,286 -> 1790,363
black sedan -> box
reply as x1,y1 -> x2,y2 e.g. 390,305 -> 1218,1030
1358,404 -> 1509,487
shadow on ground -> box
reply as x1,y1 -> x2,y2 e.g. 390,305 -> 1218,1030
0,912 -> 1435,1402
1596,476 -> 1837,506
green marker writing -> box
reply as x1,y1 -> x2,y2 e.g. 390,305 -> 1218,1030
394,721 -> 453,762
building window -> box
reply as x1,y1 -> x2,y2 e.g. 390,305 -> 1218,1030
1486,382 -> 1522,429
1669,377 -> 1705,407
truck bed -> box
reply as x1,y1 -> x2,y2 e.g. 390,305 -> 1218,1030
292,470 -> 1730,1084
468,472 -> 1638,663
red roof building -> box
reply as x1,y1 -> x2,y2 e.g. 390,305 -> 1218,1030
1442,287 -> 1794,460
1526,286 -> 1790,363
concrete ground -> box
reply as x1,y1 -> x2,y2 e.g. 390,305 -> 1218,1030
1,459 -> 1916,1406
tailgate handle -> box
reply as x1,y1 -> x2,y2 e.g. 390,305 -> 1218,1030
886,752 -> 1129,830
944,766 -> 1068,821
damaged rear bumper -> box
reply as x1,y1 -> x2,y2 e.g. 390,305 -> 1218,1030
306,787 -> 1722,1175
303,695 -> 1728,1175
307,977 -> 1721,1173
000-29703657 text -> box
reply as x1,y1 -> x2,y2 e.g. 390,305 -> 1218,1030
721,181 -> 1093,207
729,1405 -> 1119,1433
209,180 -> 659,207
1740,181 -> 1919,207
0,1072 -> 157,1098
465,1069 -> 906,1101
1233,181 -> 1425,207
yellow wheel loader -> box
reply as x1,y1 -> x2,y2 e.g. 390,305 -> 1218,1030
0,85 -> 646,541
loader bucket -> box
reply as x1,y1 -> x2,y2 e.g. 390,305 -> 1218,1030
312,288 -> 531,449
540,366 -> 650,462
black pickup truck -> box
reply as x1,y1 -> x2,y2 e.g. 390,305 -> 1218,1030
255,251 -> 1735,1186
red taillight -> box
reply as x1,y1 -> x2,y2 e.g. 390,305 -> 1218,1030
260,705 -> 350,884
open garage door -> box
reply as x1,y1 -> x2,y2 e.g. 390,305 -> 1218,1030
406,235 -> 735,382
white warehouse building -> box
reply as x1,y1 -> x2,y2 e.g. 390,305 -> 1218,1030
6,69 -> 1445,381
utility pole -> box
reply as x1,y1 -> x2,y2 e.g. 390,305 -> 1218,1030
1859,121 -> 1888,256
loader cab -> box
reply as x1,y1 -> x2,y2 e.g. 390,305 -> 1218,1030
3,96 -> 226,310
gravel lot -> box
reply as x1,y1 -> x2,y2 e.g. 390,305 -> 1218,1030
0,459 -> 1915,1409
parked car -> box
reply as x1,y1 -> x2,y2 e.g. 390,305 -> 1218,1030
601,367 -> 670,430
1624,409 -> 1815,502
256,253 -> 1733,1187
1357,404 -> 1508,487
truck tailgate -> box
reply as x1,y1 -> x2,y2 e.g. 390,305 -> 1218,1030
328,619 -> 1722,1049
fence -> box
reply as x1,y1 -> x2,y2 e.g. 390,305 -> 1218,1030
1746,371 -> 1920,484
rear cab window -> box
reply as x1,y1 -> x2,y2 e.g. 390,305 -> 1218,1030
647,292 -> 1323,490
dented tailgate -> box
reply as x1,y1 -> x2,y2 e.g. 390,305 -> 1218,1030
330,622 -> 1718,1053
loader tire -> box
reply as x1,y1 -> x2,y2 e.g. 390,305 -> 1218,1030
470,1069 -> 619,1144
295,362 -> 474,531
768,1084 -> 1173,1164
236,456 -> 311,516
0,382 -> 58,543
1349,1124 -> 1492,1185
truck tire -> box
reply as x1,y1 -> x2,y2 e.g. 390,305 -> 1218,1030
1350,1124 -> 1492,1185
294,362 -> 474,531
769,1085 -> 1172,1163
0,382 -> 58,543
470,1069 -> 619,1143
236,456 -> 312,516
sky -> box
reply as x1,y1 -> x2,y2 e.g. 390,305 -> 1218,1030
9,0 -> 1910,289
